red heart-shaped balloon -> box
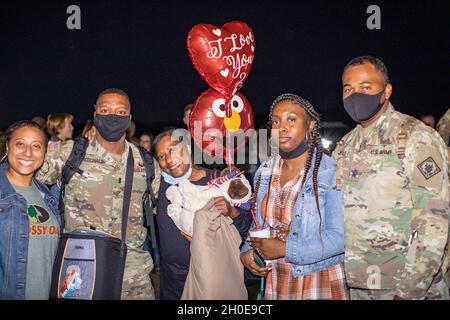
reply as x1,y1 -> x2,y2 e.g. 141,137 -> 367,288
187,21 -> 255,100
189,89 -> 254,161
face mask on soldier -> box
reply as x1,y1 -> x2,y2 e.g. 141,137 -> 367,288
343,87 -> 387,123
93,114 -> 131,142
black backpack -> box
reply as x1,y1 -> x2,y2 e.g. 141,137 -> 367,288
58,137 -> 158,250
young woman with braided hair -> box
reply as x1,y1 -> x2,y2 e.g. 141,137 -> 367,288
240,93 -> 349,300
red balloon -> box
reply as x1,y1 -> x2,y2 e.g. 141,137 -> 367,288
189,89 -> 254,160
187,21 -> 255,101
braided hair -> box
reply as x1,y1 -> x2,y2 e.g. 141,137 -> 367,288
269,93 -> 324,222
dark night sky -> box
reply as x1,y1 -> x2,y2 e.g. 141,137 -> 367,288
0,0 -> 448,136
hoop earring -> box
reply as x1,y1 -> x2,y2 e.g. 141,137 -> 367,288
0,150 -> 7,163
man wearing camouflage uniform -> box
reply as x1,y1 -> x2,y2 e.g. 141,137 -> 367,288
36,88 -> 157,299
437,108 -> 450,292
333,56 -> 449,300
437,109 -> 450,146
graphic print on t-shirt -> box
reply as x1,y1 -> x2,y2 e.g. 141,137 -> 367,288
28,205 -> 59,236
28,205 -> 50,224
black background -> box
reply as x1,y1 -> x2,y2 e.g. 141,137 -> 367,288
1,0 -> 448,137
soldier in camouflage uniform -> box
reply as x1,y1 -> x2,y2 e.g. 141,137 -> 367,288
36,88 -> 157,299
437,109 -> 450,147
437,108 -> 450,291
333,56 -> 449,300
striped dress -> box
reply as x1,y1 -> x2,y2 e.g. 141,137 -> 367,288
263,157 -> 349,300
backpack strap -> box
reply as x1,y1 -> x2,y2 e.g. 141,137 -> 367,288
58,137 -> 90,221
137,146 -> 156,209
397,116 -> 417,160
137,146 -> 157,250
61,137 -> 90,185
120,147 -> 134,258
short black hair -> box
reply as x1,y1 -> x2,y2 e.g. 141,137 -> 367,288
153,127 -> 191,157
153,127 -> 177,150
343,55 -> 389,85
96,88 -> 131,105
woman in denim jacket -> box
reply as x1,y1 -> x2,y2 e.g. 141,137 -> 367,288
241,94 -> 349,300
0,121 -> 61,300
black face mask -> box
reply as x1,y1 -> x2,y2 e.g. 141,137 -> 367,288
93,114 -> 131,142
343,89 -> 386,123
279,137 -> 309,160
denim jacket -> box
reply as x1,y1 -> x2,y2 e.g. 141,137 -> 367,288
241,151 -> 345,276
0,163 -> 61,299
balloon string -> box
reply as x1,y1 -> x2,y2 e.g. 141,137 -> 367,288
251,208 -> 260,229
227,154 -> 233,171
226,132 -> 233,171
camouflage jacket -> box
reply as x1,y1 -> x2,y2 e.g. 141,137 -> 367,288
437,108 -> 450,288
36,138 -> 161,298
437,108 -> 450,147
332,103 -> 449,299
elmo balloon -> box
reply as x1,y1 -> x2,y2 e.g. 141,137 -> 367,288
190,89 -> 254,161
187,21 -> 255,102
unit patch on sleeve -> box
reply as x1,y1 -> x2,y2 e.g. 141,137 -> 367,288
417,156 -> 441,180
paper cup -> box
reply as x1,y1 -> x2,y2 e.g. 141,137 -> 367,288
248,225 -> 271,238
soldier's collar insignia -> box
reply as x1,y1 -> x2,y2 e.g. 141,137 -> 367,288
417,156 -> 441,180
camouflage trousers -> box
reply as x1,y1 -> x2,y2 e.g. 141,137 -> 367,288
121,250 -> 155,300
350,277 -> 449,300
121,269 -> 155,300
